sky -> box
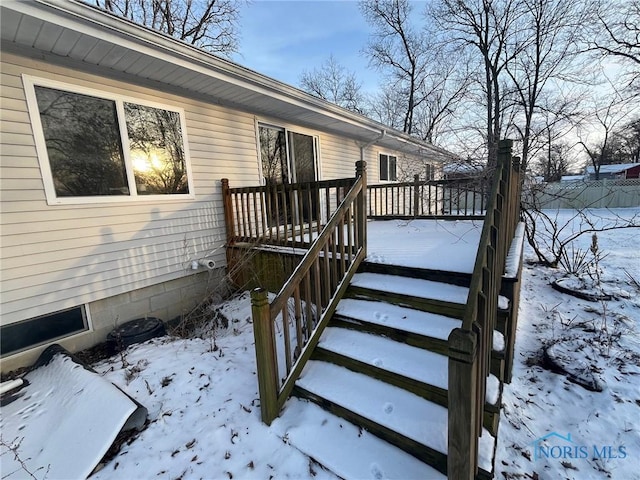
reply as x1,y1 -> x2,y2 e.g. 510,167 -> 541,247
232,1 -> 381,94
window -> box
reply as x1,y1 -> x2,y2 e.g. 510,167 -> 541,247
257,123 -> 320,225
24,76 -> 193,204
258,124 -> 318,185
1,306 -> 89,357
379,153 -> 397,181
425,163 -> 435,180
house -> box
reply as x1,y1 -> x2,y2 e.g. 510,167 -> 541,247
0,0 -> 456,372
585,163 -> 640,180
560,174 -> 586,183
442,160 -> 483,180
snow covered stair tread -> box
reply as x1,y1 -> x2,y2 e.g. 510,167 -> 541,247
296,360 -> 449,454
350,272 -> 470,305
335,298 -> 462,341
272,398 -> 446,480
318,327 -> 448,390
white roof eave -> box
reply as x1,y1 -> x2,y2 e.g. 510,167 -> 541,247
1,0 -> 455,162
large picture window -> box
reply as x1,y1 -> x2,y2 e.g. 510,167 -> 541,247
379,153 -> 397,181
24,77 -> 193,204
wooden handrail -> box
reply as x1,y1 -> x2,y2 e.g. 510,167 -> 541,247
251,161 -> 367,425
448,139 -> 521,479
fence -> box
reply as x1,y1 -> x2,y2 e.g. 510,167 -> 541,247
525,178 -> 640,209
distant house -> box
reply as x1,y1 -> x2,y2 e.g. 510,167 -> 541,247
443,161 -> 484,180
585,163 -> 640,180
0,0 -> 456,371
560,175 -> 586,183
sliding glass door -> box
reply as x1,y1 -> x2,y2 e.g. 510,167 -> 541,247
259,124 -> 319,227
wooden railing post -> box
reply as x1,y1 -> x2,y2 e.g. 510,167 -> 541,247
413,174 -> 420,217
221,178 -> 235,245
448,327 -> 479,480
356,161 -> 367,253
251,288 -> 279,425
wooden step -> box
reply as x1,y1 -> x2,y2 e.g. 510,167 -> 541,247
293,360 -> 497,478
314,327 -> 449,407
347,272 -> 468,317
293,360 -> 449,476
359,261 -> 472,287
272,398 -> 446,480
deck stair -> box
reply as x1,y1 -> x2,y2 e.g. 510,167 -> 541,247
228,140 -> 523,479
272,261 -> 501,479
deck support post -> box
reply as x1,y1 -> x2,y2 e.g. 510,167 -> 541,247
448,327 -> 479,480
355,161 -> 367,254
251,288 -> 279,425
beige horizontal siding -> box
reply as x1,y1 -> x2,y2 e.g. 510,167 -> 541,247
0,52 -> 257,325
1,48 -> 427,328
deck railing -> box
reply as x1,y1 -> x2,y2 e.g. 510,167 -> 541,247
447,140 -> 521,479
367,176 -> 488,218
222,177 -> 356,248
249,161 -> 367,424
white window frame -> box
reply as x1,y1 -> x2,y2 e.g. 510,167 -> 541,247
379,152 -> 397,182
255,119 -> 321,185
1,303 -> 92,357
23,75 -> 195,205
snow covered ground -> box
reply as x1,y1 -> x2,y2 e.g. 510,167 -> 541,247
496,207 -> 640,480
2,210 -> 637,479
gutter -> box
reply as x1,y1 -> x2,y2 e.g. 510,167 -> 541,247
360,130 -> 386,163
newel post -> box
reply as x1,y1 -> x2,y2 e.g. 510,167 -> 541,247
413,174 -> 420,217
221,178 -> 235,245
448,327 -> 479,480
355,161 -> 367,253
251,288 -> 279,425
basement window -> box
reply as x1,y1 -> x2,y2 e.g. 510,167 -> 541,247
23,76 -> 194,204
1,306 -> 89,357
379,153 -> 397,181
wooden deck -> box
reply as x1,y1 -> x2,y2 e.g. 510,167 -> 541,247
222,140 -> 523,479
366,218 -> 482,274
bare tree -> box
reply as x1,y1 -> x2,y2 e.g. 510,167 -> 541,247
577,88 -> 638,179
431,0 -> 526,167
503,0 -> 587,173
366,84 -> 406,131
299,55 -> 366,114
590,0 -> 640,90
95,0 -> 243,56
360,0 -> 428,134
531,141 -> 580,182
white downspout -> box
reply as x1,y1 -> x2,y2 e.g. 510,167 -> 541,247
360,129 -> 386,164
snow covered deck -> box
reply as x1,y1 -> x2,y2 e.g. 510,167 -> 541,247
365,219 -> 482,274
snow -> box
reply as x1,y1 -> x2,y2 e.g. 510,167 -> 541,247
0,354 -> 142,479
272,398 -> 446,480
493,330 -> 505,353
486,374 -> 501,406
504,221 -> 525,279
319,327 -> 449,389
496,207 -> 640,480
366,219 -> 482,273
351,272 -> 469,304
296,360 -> 449,455
336,298 -> 462,340
3,208 -> 637,479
